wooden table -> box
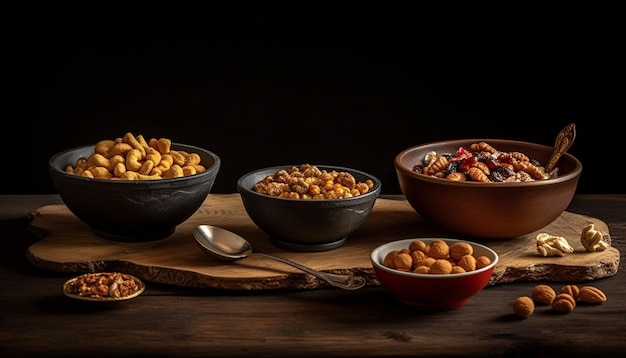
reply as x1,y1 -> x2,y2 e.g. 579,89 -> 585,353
1,194 -> 625,357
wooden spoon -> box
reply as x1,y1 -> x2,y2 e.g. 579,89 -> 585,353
545,123 -> 576,174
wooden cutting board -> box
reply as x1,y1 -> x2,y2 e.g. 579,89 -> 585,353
26,194 -> 619,290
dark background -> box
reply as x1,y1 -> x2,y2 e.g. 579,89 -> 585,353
2,5 -> 621,195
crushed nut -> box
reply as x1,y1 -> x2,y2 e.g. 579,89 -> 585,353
536,233 -> 574,257
65,272 -> 141,299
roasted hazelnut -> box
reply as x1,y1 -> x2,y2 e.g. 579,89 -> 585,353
513,296 -> 535,318
475,256 -> 492,269
429,259 -> 453,274
532,284 -> 556,305
428,240 -> 450,259
449,242 -> 473,261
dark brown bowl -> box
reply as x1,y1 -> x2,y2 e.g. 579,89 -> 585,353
48,143 -> 221,241
394,139 -> 582,239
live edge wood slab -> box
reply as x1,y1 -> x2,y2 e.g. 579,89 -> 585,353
27,194 -> 619,290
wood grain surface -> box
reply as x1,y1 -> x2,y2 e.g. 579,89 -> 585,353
27,194 -> 620,290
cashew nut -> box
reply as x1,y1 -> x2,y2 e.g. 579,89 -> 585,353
139,160 -> 155,175
169,150 -> 186,166
145,147 -> 162,166
581,224 -> 609,252
136,134 -> 149,148
107,142 -> 134,157
94,140 -> 116,156
89,166 -> 114,179
123,132 -> 146,159
184,152 -> 202,166
87,153 -> 124,171
150,137 -> 171,154
156,154 -> 173,171
182,165 -> 197,176
64,134 -> 205,181
113,162 -> 127,177
125,149 -> 143,172
162,164 -> 184,179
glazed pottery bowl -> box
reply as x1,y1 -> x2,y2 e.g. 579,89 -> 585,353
371,238 -> 499,310
48,143 -> 221,241
237,164 -> 381,252
394,139 -> 582,239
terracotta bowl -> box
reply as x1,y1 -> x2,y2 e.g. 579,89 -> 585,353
48,143 -> 221,241
394,139 -> 582,239
237,165 -> 381,252
371,238 -> 499,310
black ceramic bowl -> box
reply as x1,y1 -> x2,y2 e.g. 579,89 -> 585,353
237,165 -> 381,252
48,143 -> 221,241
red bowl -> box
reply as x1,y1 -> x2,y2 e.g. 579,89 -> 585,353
371,238 -> 499,310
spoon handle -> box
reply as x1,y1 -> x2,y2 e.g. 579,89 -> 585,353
545,123 -> 576,173
251,253 -> 366,290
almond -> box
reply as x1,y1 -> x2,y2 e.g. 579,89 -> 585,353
578,286 -> 607,304
552,293 -> 576,313
560,285 -> 580,299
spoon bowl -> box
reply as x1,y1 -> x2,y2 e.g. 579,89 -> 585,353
194,225 -> 252,260
193,225 -> 366,290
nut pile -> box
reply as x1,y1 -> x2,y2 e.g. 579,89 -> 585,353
383,239 -> 492,274
64,132 -> 206,180
412,141 -> 555,183
64,272 -> 142,299
253,164 -> 375,199
512,284 -> 607,318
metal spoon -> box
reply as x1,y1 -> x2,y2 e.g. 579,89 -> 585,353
193,225 -> 366,290
545,123 -> 576,174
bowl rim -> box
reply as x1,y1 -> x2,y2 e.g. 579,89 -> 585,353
394,138 -> 582,187
48,142 -> 221,185
237,164 -> 382,202
371,238 -> 499,279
